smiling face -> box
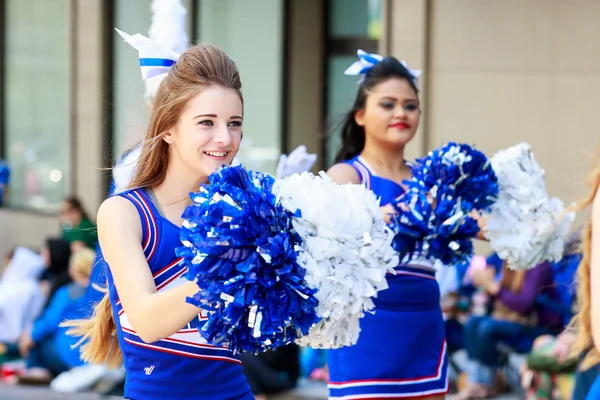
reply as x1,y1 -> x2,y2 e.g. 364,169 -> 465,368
354,77 -> 420,149
163,85 -> 244,179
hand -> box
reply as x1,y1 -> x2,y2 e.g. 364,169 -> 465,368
472,267 -> 498,294
553,331 -> 576,363
425,192 -> 437,209
469,210 -> 488,241
18,332 -> 34,357
471,267 -> 489,286
380,204 -> 398,223
275,145 -> 317,179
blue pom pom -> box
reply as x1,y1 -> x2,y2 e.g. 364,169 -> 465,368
391,143 -> 498,265
410,142 -> 499,212
428,207 -> 480,265
176,165 -> 319,354
389,190 -> 433,258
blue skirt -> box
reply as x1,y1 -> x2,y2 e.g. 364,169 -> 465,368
328,266 -> 449,399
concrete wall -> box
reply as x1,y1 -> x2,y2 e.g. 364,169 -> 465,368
385,0 -> 600,233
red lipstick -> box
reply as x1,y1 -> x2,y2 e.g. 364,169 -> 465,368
390,122 -> 410,130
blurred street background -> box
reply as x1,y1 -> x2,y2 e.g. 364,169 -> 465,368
1,0 -> 600,399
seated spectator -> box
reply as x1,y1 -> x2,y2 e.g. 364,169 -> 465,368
521,330 -> 577,399
240,343 -> 301,400
441,253 -> 503,355
13,248 -> 95,384
452,259 -> 563,399
39,238 -> 72,306
520,230 -> 585,399
49,247 -> 126,394
523,322 -> 600,399
59,196 -> 98,251
47,149 -> 139,393
436,262 -> 465,356
0,247 -> 46,361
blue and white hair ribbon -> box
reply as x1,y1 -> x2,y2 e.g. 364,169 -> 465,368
344,49 -> 423,86
344,49 -> 384,75
115,28 -> 181,80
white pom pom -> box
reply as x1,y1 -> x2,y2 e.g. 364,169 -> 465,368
113,145 -> 142,194
484,143 -> 574,270
274,172 -> 398,348
148,0 -> 188,55
145,0 -> 189,101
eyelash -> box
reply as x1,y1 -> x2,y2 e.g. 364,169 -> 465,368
198,120 -> 242,127
380,103 -> 419,111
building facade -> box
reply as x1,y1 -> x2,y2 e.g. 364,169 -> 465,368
1,0 -> 599,257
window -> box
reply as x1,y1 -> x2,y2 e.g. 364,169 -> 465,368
196,0 -> 284,174
324,0 -> 381,166
3,0 -> 71,212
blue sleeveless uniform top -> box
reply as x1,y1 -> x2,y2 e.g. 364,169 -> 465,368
348,155 -> 438,308
105,188 -> 252,400
347,155 -> 406,205
326,156 -> 449,399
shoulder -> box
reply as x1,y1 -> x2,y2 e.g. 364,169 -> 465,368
98,194 -> 138,217
97,195 -> 142,233
97,194 -> 146,263
327,163 -> 361,185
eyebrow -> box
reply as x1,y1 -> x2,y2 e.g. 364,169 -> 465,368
380,96 -> 418,102
193,114 -> 243,120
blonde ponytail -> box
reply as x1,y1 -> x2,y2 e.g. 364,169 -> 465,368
571,165 -> 600,370
62,293 -> 123,368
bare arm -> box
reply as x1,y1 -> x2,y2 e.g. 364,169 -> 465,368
327,163 -> 361,185
590,189 -> 600,349
327,163 -> 396,223
98,196 -> 201,343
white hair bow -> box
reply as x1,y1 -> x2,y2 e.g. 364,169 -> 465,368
344,49 -> 422,86
115,28 -> 181,81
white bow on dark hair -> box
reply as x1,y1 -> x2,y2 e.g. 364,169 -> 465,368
344,49 -> 422,87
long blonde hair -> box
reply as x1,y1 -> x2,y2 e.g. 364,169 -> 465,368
571,164 -> 600,370
63,43 -> 242,367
